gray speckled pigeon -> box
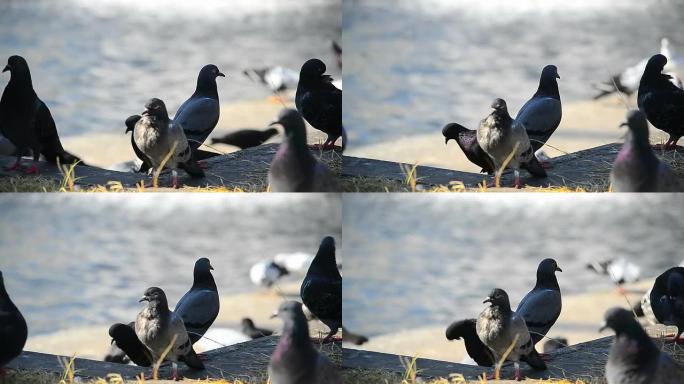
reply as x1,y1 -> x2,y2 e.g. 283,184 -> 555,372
135,287 -> 204,380
516,259 -> 562,348
637,54 -> 684,150
132,98 -> 204,188
515,65 -> 562,158
477,98 -> 537,188
602,307 -> 684,384
300,236 -> 342,343
268,301 -> 341,384
174,258 -> 219,345
610,110 -> 683,192
174,64 -> 224,152
476,288 -> 546,380
0,55 -> 83,174
268,109 -> 339,192
0,271 -> 27,371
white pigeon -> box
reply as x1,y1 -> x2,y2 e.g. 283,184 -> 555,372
274,252 -> 315,274
249,260 -> 288,288
587,258 -> 641,285
243,66 -> 299,93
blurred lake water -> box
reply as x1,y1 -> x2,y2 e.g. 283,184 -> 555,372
0,0 -> 340,137
343,0 -> 684,146
343,194 -> 684,337
0,194 -> 341,335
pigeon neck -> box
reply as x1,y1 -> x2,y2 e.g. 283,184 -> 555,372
611,326 -> 659,366
492,109 -> 513,128
194,77 -> 219,99
147,300 -> 170,317
492,302 -> 512,317
192,269 -> 217,291
535,76 -> 560,100
7,71 -> 34,95
286,127 -> 308,150
281,315 -> 313,347
0,285 -> 15,310
309,252 -> 340,279
625,128 -> 654,153
535,271 -> 560,291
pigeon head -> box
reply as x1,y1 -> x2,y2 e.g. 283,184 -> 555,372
272,300 -> 307,323
535,65 -> 561,99
139,287 -> 168,308
241,318 -> 255,328
620,110 -> 649,147
600,307 -> 648,338
300,58 -> 327,78
541,65 -> 560,80
125,115 -> 141,134
667,273 -> 684,297
490,98 -> 507,111
199,64 -> 225,80
194,257 -> 214,272
270,108 -> 307,145
483,288 -> 511,310
535,258 -> 562,289
142,98 -> 169,120
309,236 -> 340,277
442,123 -> 468,144
3,55 -> 32,85
645,54 -> 667,75
192,257 -> 217,290
193,64 -> 224,97
108,323 -> 133,342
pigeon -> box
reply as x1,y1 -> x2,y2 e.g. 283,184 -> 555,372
210,128 -> 279,149
515,65 -> 562,158
0,271 -> 27,371
642,267 -> 684,342
476,98 -> 540,188
274,252 -> 315,274
135,287 -> 204,380
587,257 -> 641,286
243,67 -> 299,93
104,341 -> 129,365
250,260 -> 289,288
516,259 -> 563,348
637,54 -> 684,150
594,38 -> 682,99
610,110 -> 683,192
268,301 -> 341,384
300,236 -> 342,343
132,98 -> 204,188
124,114 -> 152,174
174,258 -> 220,345
445,318 -> 495,366
342,326 -> 369,346
542,337 -> 567,354
295,58 -> 343,150
602,307 -> 684,384
442,123 -> 495,174
174,64 -> 224,153
476,288 -> 547,380
107,322 -> 153,367
241,318 -> 274,339
268,108 -> 339,192
0,55 -> 83,174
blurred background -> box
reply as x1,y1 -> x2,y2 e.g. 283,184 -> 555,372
343,0 -> 684,171
0,194 -> 341,359
342,194 -> 684,362
0,0 -> 341,167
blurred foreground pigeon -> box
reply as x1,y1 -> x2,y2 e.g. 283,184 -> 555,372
268,301 -> 341,384
301,237 -> 342,342
295,59 -> 342,149
174,258 -> 219,345
250,260 -> 289,288
610,110 -> 683,192
442,123 -> 495,174
602,307 -> 684,383
641,267 -> 684,342
0,55 -> 83,174
243,66 -> 299,93
107,322 -> 152,367
0,271 -> 27,370
477,98 -> 543,188
594,38 -> 682,99
516,259 -> 562,348
132,98 -> 204,187
135,287 -> 204,380
174,64 -> 224,152
476,288 -> 546,380
542,337 -> 567,354
342,326 -> 369,346
515,65 -> 562,158
241,318 -> 274,339
211,128 -> 278,149
268,109 -> 339,192
446,318 -> 495,366
637,54 -> 684,150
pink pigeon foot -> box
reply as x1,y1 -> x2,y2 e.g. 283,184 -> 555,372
23,164 -> 39,174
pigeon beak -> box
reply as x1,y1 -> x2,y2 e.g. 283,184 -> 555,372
270,311 -> 278,319
209,264 -> 214,271
217,72 -> 225,77
599,322 -> 607,333
444,137 -> 451,145
2,65 -> 9,73
269,120 -> 283,127
483,297 -> 492,304
556,73 -> 560,79
556,266 -> 563,272
619,122 -> 628,129
139,296 -> 149,303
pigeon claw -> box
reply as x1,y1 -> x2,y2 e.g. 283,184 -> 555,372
23,164 -> 39,175
540,161 -> 553,169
